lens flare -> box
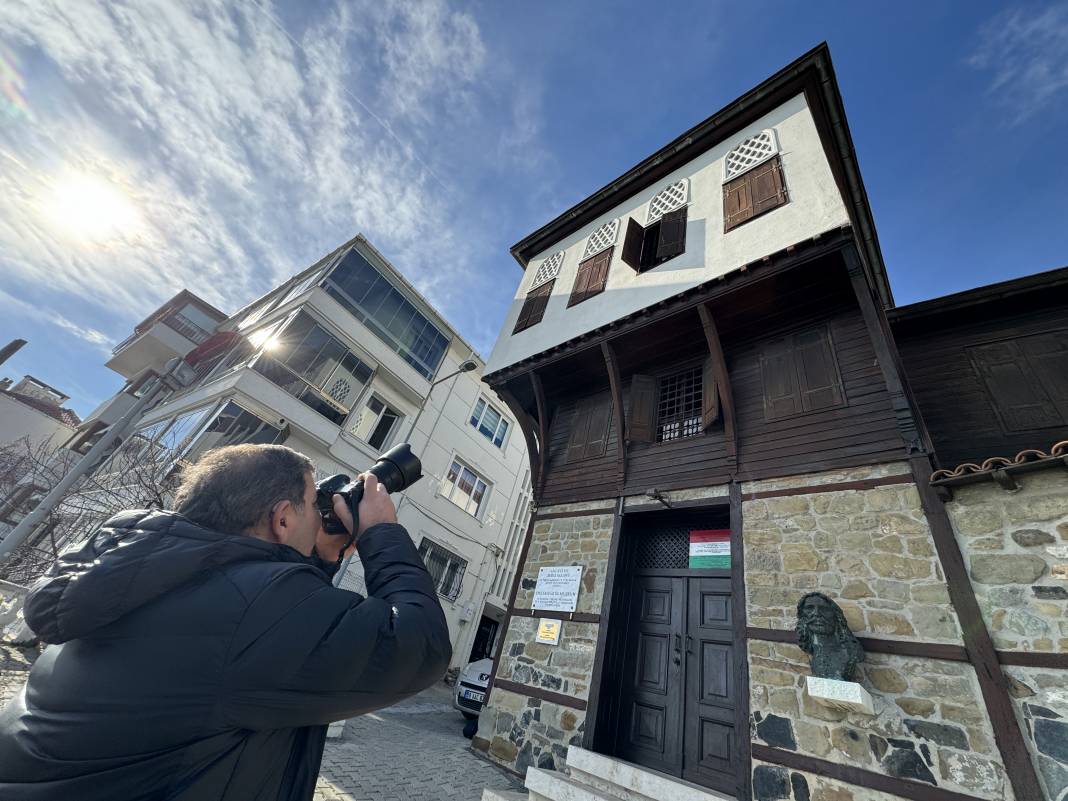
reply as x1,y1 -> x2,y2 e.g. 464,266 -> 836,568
41,171 -> 142,243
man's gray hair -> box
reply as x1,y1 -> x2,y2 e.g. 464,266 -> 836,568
174,444 -> 314,534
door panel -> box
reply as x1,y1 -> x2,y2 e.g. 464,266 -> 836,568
616,576 -> 685,775
684,577 -> 737,793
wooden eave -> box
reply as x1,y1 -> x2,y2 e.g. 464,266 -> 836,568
484,226 -> 853,388
508,42 -> 893,309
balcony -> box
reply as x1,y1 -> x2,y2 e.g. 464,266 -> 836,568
106,310 -> 215,379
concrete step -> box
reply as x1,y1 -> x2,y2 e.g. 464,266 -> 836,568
565,747 -> 735,801
526,767 -> 618,801
481,789 -> 528,801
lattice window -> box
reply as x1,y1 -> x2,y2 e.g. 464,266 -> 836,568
582,218 -> 619,259
530,251 -> 565,291
634,529 -> 689,570
647,180 -> 689,224
656,365 -> 703,442
724,129 -> 779,181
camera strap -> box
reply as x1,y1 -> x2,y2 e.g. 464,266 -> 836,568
333,493 -> 360,571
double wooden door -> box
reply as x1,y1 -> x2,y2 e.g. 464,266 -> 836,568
615,574 -> 738,795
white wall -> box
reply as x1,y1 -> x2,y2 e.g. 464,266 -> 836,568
0,394 -> 76,451
486,93 -> 850,375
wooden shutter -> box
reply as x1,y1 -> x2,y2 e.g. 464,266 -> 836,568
1021,332 -> 1068,421
750,155 -> 788,217
622,218 -> 645,271
970,340 -> 1064,431
760,338 -> 803,420
583,399 -> 612,458
566,401 -> 592,461
701,356 -> 720,430
512,280 -> 553,334
723,174 -> 753,232
568,248 -> 613,307
656,208 -> 687,263
794,327 -> 845,412
628,374 -> 658,443
568,259 -> 593,308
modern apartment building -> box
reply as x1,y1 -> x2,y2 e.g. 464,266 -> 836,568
65,235 -> 531,671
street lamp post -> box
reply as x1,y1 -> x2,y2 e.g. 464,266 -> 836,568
0,357 -> 198,565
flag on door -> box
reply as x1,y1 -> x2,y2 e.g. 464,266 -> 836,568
689,529 -> 731,568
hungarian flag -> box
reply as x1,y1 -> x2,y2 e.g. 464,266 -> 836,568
689,530 -> 731,568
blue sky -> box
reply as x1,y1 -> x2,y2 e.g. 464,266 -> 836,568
1,1 -> 1066,417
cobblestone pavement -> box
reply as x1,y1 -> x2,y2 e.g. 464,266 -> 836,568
1,646 -> 521,801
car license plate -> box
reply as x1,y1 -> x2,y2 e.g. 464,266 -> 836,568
463,689 -> 485,703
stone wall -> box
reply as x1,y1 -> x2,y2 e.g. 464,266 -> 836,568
944,469 -> 1068,652
1005,665 -> 1068,800
753,760 -> 906,801
474,508 -> 615,774
742,466 -> 963,644
750,641 -> 1011,799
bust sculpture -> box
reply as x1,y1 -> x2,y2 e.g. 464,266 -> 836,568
795,592 -> 865,682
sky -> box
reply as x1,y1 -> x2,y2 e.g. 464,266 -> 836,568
0,1 -> 1066,417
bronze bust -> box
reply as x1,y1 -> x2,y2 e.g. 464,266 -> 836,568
795,592 -> 865,681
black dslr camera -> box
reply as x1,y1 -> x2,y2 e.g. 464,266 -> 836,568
315,443 -> 423,537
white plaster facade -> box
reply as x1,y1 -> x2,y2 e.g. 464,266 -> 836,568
486,93 -> 851,375
0,393 -> 77,451
80,237 -> 531,671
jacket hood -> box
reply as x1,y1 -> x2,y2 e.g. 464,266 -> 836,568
24,509 -> 322,644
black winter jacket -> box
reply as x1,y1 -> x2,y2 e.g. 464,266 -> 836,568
0,510 -> 451,800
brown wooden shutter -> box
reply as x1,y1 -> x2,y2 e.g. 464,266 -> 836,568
568,259 -> 593,307
750,155 -> 788,217
760,337 -> 803,420
622,218 -> 644,271
628,374 -> 658,443
1021,332 -> 1068,421
656,208 -> 687,263
568,248 -> 612,307
723,174 -> 753,232
583,399 -> 612,458
701,356 -> 720,430
970,340 -> 1064,431
513,280 -> 554,334
794,327 -> 845,412
589,247 -> 612,295
566,401 -> 592,462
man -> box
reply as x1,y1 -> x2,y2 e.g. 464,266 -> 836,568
0,444 -> 451,800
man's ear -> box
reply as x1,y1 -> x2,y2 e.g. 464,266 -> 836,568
269,499 -> 293,544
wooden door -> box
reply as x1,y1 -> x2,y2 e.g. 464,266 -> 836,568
615,575 -> 685,775
683,577 -> 738,794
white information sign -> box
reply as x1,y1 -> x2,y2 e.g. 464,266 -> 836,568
536,619 -> 562,645
531,565 -> 583,613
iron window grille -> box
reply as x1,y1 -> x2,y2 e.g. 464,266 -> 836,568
656,366 -> 703,442
418,538 -> 467,601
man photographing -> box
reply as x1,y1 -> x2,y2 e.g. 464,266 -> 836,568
0,443 -> 452,800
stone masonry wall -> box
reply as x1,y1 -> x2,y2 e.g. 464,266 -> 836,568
474,509 -> 615,775
742,465 -> 963,643
1003,666 -> 1068,801
944,469 -> 1068,652
753,759 -> 907,801
750,642 -> 1011,799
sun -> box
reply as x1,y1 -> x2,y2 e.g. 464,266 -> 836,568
42,171 -> 142,243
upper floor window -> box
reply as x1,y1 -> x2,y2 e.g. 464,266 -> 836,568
418,538 -> 467,601
568,247 -> 613,307
322,249 -> 449,381
627,361 -> 720,444
566,394 -> 612,462
760,325 -> 845,421
182,401 -> 287,465
723,130 -> 788,232
470,396 -> 509,447
349,394 -> 402,450
253,311 -> 373,426
656,365 -> 703,442
968,332 -> 1068,432
621,180 -> 688,273
442,457 -> 489,517
513,251 -> 564,335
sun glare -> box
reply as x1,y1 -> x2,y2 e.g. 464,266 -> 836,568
42,171 -> 141,243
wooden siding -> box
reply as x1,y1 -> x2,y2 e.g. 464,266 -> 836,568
894,304 -> 1068,469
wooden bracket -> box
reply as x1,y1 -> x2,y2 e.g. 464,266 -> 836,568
600,341 -> 627,491
529,371 -> 549,498
697,303 -> 738,469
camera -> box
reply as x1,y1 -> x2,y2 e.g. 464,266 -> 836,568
316,443 -> 423,535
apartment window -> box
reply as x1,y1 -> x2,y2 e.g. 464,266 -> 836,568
760,326 -> 845,421
418,538 -> 467,601
568,247 -> 613,307
621,208 -> 687,273
442,458 -> 489,517
182,401 -> 286,464
125,371 -> 159,398
252,311 -> 373,426
349,395 -> 402,450
470,396 -> 509,447
968,331 -> 1068,432
566,394 -> 612,462
723,136 -> 788,232
322,248 -> 449,380
0,485 -> 45,527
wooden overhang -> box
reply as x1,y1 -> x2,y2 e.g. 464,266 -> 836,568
506,42 -> 893,310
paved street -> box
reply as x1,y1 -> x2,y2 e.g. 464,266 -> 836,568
1,645 -> 521,801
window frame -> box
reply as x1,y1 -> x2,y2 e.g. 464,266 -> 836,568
723,153 -> 788,232
512,279 -> 554,334
621,206 -> 688,273
568,246 -> 613,307
347,393 -> 403,451
417,536 -> 468,602
758,324 -> 846,422
440,455 -> 491,519
654,363 -> 704,443
469,395 -> 510,448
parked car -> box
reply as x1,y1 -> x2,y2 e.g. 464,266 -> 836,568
454,657 -> 492,720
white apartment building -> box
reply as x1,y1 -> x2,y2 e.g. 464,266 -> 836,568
67,235 -> 531,671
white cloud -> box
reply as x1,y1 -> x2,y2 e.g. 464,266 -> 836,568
0,286 -> 111,351
0,0 -> 525,360
968,2 -> 1068,124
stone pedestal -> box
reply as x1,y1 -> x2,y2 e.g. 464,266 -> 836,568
806,676 -> 875,715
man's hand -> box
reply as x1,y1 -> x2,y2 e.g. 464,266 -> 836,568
315,474 -> 399,564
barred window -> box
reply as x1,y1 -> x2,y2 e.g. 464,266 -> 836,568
418,538 -> 467,601
656,366 -> 703,442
